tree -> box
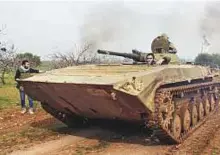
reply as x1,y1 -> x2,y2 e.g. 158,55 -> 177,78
50,42 -> 96,69
194,53 -> 220,68
0,25 -> 16,85
211,53 -> 220,66
16,52 -> 41,67
50,42 -> 122,69
195,53 -> 214,66
0,43 -> 16,85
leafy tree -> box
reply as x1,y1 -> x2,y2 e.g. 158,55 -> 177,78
194,53 -> 220,68
16,52 -> 41,67
211,54 -> 220,66
195,53 -> 213,66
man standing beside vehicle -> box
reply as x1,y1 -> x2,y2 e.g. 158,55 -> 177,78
15,60 -> 39,114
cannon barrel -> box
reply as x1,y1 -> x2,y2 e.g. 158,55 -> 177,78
97,49 -> 147,62
132,49 -> 143,55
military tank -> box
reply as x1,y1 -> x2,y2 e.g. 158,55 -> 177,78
17,34 -> 220,144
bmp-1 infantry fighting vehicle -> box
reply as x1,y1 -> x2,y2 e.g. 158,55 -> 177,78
17,34 -> 220,144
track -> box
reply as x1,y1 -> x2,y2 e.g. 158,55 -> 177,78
169,103 -> 220,155
153,81 -> 220,144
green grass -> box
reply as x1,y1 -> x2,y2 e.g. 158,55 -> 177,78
0,72 -> 40,110
0,61 -> 52,110
0,73 -> 19,109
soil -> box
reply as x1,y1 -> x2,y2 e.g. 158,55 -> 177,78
0,107 -> 68,155
2,106 -> 220,155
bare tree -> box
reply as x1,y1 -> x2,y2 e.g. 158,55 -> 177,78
0,25 -> 16,85
50,42 -> 95,69
0,44 -> 16,84
49,41 -> 124,69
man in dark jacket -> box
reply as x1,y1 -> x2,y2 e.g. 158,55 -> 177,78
15,60 -> 39,114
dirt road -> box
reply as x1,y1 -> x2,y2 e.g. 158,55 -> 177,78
9,125 -> 169,155
2,107 -> 220,155
9,128 -> 105,155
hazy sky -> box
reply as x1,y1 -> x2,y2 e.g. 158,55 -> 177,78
0,0 -> 216,60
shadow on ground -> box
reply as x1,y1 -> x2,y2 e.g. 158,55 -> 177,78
30,118 -> 163,147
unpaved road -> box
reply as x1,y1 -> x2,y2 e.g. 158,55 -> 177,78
9,128 -> 105,155
2,107 -> 220,155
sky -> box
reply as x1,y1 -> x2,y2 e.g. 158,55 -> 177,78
0,0 -> 218,60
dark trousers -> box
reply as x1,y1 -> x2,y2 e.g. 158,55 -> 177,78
19,90 -> 33,108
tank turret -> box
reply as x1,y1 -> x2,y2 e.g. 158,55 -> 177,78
151,33 -> 177,54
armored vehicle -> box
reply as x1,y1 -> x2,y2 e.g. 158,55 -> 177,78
17,34 -> 220,144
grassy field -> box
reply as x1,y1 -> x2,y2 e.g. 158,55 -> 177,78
0,64 -> 69,155
0,74 -> 47,110
0,73 -> 19,110
0,61 -> 52,110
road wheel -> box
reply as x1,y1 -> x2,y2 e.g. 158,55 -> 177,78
172,114 -> 182,139
191,104 -> 198,126
209,94 -> 215,111
203,96 -> 210,115
182,109 -> 191,131
198,102 -> 205,120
